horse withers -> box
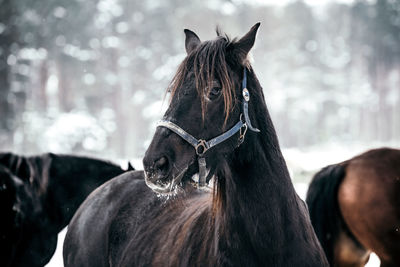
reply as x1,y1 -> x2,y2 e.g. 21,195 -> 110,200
64,23 -> 328,266
306,148 -> 400,267
0,152 -> 133,267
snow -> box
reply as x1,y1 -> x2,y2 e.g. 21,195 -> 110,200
46,228 -> 66,267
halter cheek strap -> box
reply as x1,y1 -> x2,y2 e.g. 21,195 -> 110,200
242,68 -> 260,132
157,68 -> 259,187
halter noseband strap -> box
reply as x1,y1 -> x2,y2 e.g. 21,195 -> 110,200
157,120 -> 246,157
157,68 -> 259,187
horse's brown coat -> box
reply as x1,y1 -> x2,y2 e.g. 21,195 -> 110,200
338,148 -> 400,267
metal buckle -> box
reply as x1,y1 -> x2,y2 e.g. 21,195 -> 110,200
238,123 -> 248,145
195,139 -> 208,156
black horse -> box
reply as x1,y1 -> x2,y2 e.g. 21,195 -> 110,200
64,23 -> 328,266
0,152 -> 133,267
306,147 -> 400,267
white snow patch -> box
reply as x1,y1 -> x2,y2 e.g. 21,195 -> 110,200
46,227 -> 67,267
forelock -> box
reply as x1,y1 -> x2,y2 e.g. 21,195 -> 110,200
169,32 -> 237,125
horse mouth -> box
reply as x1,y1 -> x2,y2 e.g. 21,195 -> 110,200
144,166 -> 189,194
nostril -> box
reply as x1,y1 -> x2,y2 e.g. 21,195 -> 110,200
155,156 -> 169,173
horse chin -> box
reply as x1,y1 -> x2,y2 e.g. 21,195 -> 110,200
144,166 -> 189,195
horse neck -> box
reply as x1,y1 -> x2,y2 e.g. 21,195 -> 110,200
215,98 -> 304,259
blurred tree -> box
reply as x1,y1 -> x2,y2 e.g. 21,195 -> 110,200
0,0 -> 20,135
350,0 -> 400,141
0,0 -> 399,158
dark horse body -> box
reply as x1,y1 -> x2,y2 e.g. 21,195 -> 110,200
64,24 -> 328,266
306,148 -> 400,267
0,152 -> 132,267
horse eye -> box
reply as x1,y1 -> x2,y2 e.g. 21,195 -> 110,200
209,86 -> 222,98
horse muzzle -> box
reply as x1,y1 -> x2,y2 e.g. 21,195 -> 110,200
143,154 -> 189,194
144,166 -> 188,194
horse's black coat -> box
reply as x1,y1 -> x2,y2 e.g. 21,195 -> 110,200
64,24 -> 328,267
0,152 -> 131,267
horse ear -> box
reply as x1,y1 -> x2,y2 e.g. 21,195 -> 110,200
127,162 -> 135,171
184,29 -> 201,54
231,23 -> 261,64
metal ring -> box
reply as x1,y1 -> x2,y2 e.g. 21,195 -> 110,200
195,140 -> 208,156
242,88 -> 250,102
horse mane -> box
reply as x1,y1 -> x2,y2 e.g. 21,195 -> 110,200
169,30 -> 238,125
0,152 -> 124,175
49,153 -> 122,169
210,66 -> 293,212
0,152 -> 53,196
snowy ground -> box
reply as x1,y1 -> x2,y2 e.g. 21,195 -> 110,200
45,144 -> 395,266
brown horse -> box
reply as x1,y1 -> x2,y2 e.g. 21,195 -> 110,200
306,147 -> 400,267
64,23 -> 328,266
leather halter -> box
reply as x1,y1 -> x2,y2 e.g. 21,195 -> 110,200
157,68 -> 259,187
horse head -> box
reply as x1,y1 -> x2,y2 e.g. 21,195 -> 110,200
143,23 -> 261,194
